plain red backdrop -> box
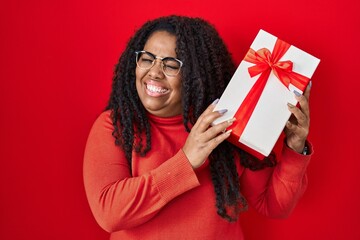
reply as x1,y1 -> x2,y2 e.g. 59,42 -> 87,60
1,0 -> 359,239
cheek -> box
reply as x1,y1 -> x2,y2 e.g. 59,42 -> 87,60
135,67 -> 146,81
135,68 -> 147,90
172,78 -> 182,94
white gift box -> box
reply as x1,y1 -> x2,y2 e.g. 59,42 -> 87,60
213,29 -> 320,159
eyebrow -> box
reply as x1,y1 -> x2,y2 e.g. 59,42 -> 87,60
142,50 -> 178,59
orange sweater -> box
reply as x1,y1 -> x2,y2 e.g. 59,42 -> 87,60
83,110 -> 311,240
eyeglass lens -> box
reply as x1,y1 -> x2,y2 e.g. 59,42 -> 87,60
136,51 -> 181,76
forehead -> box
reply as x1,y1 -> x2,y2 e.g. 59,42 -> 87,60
143,31 -> 177,58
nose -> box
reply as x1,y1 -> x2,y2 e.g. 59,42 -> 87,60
148,59 -> 164,78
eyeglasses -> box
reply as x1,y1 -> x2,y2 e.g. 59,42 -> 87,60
135,50 -> 183,77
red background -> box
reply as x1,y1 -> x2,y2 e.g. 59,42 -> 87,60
1,0 -> 359,239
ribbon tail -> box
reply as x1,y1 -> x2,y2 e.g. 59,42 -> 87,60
287,72 -> 310,91
276,70 -> 310,91
272,39 -> 291,62
231,69 -> 271,138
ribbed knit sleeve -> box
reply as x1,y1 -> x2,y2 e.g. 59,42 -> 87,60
151,149 -> 200,203
83,112 -> 200,233
240,142 -> 312,218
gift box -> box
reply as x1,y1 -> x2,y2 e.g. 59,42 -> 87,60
213,29 -> 320,159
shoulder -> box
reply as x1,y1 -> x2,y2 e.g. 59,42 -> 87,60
90,110 -> 114,133
97,109 -> 112,122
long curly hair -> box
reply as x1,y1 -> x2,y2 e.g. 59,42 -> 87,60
106,15 -> 276,222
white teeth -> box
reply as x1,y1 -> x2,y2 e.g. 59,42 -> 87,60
146,84 -> 168,93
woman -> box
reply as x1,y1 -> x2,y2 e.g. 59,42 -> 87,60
83,15 -> 311,239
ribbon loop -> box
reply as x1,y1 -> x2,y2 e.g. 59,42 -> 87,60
244,39 -> 309,89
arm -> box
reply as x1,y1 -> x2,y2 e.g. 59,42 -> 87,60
240,142 -> 312,218
83,112 -> 200,232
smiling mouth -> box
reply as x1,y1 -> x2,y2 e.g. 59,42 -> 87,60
146,84 -> 169,94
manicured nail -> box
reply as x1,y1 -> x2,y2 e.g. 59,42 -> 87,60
218,109 -> 228,114
212,98 -> 220,105
227,117 -> 236,124
286,121 -> 292,127
224,129 -> 232,135
308,81 -> 312,89
287,103 -> 295,108
293,90 -> 301,97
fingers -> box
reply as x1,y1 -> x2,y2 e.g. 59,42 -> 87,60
303,80 -> 311,100
203,117 -> 236,140
285,84 -> 311,152
193,99 -> 228,133
287,98 -> 309,130
207,129 -> 233,151
183,99 -> 236,168
299,82 -> 311,117
191,113 -> 235,149
287,87 -> 311,129
184,122 -> 233,169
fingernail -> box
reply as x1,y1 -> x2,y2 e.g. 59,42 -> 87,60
225,129 -> 232,135
287,103 -> 295,108
227,117 -> 236,124
218,109 -> 228,114
308,81 -> 312,89
293,90 -> 301,97
212,98 -> 220,105
286,121 -> 291,127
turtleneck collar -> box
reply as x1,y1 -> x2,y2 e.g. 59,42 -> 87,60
147,112 -> 184,125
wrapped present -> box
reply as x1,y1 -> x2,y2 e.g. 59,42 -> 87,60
213,29 -> 320,159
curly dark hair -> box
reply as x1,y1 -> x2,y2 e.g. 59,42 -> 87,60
106,15 -> 276,222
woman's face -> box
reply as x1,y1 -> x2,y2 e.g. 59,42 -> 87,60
135,31 -> 182,117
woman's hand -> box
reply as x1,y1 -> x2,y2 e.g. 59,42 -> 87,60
182,100 -> 235,168
285,84 -> 311,153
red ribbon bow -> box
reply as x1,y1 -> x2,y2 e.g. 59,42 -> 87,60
230,38 -> 309,148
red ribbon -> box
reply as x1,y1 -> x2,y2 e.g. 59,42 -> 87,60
231,38 -> 309,142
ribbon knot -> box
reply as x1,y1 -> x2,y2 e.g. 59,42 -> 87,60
244,40 -> 309,89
